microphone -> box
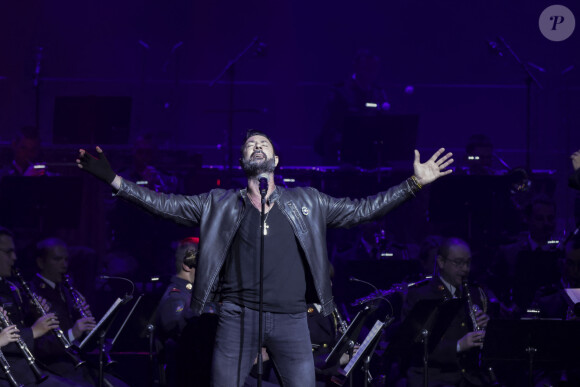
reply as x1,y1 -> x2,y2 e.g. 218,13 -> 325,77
253,40 -> 267,57
486,39 -> 503,57
100,275 -> 135,299
33,46 -> 43,87
349,276 -> 378,293
526,61 -> 546,73
258,173 -> 268,199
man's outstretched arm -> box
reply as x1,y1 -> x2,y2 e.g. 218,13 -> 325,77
76,146 -> 204,226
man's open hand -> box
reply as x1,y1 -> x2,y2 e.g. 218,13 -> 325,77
413,148 -> 454,186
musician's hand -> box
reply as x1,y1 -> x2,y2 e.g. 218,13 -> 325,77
253,347 -> 269,365
457,331 -> 485,352
34,294 -> 51,313
475,309 -> 490,329
72,316 -> 97,339
32,313 -> 60,338
339,344 -> 360,366
0,325 -> 20,347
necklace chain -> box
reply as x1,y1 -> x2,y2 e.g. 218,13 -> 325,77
248,192 -> 272,235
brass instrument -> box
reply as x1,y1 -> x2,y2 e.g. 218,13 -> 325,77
462,280 -> 497,384
0,348 -> 22,387
63,274 -> 94,319
12,268 -> 85,368
0,307 -> 46,384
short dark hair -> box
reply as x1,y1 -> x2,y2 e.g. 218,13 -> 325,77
466,134 -> 493,154
438,237 -> 469,260
0,226 -> 14,239
240,129 -> 277,156
36,238 -> 67,260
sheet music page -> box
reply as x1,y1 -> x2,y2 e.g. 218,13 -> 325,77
343,319 -> 383,374
564,288 -> 580,305
80,297 -> 123,348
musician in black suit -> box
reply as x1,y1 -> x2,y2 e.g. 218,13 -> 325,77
530,237 -> 580,387
401,237 -> 491,387
0,227 -> 86,386
30,237 -> 127,387
532,236 -> 580,319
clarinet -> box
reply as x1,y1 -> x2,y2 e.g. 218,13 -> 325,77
62,275 -> 94,319
0,347 -> 23,387
12,269 -> 85,368
0,308 -> 47,383
462,280 -> 498,384
333,304 -> 349,335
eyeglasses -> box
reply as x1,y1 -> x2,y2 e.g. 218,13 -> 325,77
446,259 -> 471,268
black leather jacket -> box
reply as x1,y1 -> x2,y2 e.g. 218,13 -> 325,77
116,177 -> 419,316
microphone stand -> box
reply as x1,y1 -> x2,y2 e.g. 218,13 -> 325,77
209,37 -> 260,184
256,177 -> 269,387
33,47 -> 43,131
496,36 -> 543,172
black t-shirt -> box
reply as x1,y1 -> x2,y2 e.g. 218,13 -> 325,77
221,201 -> 307,313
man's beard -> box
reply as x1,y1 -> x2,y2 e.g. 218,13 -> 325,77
241,156 -> 276,178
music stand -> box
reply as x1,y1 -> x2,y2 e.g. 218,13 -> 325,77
79,295 -> 138,387
340,114 -> 419,168
332,316 -> 395,387
482,319 -> 580,387
325,305 -> 374,368
383,298 -> 462,387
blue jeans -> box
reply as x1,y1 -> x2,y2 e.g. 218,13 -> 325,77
211,302 -> 315,387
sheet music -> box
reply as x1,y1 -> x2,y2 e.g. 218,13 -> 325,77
79,297 -> 123,349
564,288 -> 580,305
342,319 -> 384,375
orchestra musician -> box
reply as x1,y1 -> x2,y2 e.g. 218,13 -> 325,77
30,237 -> 128,387
0,227 -> 87,386
401,237 -> 492,387
155,237 -> 219,387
